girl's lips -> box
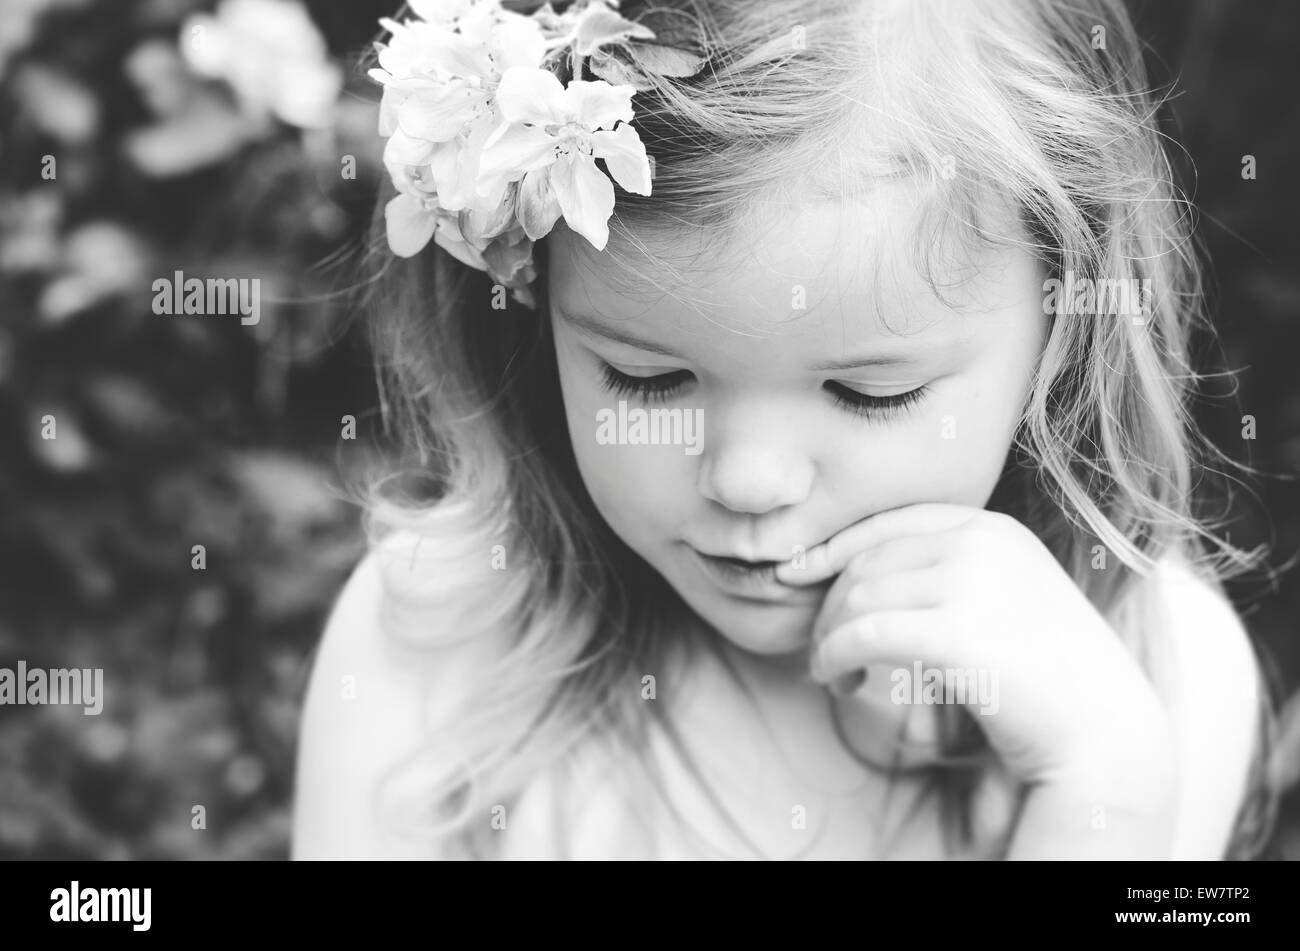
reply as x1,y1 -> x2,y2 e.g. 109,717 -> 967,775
688,547 -> 828,603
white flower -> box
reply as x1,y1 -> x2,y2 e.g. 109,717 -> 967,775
181,0 -> 341,129
374,15 -> 490,84
477,66 -> 651,250
369,1 -> 545,132
373,1 -> 552,259
372,0 -> 666,297
409,0 -> 474,26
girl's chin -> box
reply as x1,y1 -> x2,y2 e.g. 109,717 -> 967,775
690,597 -> 816,657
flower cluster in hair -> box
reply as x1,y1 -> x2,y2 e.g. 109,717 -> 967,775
370,0 -> 704,307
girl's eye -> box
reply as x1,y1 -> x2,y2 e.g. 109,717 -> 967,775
824,381 -> 929,419
598,365 -> 928,419
599,363 -> 692,403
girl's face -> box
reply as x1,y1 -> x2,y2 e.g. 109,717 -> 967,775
547,185 -> 1049,658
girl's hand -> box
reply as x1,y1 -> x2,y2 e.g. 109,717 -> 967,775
775,503 -> 1175,802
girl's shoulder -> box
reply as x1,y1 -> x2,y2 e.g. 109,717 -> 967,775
1144,549 -> 1265,858
1146,549 -> 1260,709
291,532 -> 504,859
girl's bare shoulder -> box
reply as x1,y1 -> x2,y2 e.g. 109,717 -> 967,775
1149,550 -> 1260,710
291,532 -> 503,859
1147,550 -> 1263,858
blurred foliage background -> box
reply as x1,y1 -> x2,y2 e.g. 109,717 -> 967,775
0,0 -> 1297,859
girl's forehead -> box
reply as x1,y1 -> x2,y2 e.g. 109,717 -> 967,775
547,183 -> 1033,344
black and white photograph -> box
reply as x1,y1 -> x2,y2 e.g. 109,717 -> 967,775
2,0 -> 1300,886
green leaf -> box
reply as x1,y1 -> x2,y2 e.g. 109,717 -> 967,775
575,8 -> 656,57
588,52 -> 653,91
628,43 -> 705,78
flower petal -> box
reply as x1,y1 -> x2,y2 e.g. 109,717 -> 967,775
377,84 -> 407,137
478,123 -> 558,196
510,284 -> 537,309
563,79 -> 634,130
494,66 -> 566,125
396,83 -> 484,142
433,213 -> 488,270
385,193 -> 437,257
426,139 -> 470,209
383,129 -> 437,168
483,228 -> 536,285
550,153 -> 615,250
383,22 -> 489,80
516,168 -> 563,240
489,14 -> 547,73
409,0 -> 471,25
386,160 -> 436,199
454,2 -> 496,46
465,180 -> 517,239
591,123 -> 651,195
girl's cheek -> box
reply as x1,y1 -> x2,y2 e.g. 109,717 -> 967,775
913,405 -> 1018,505
563,391 -> 688,516
584,444 -> 688,506
575,450 -> 692,561
834,413 -> 1011,512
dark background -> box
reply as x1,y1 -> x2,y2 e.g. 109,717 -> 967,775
0,0 -> 1296,859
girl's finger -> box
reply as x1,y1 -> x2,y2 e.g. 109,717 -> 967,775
779,519 -> 947,589
778,503 -> 978,586
807,541 -> 940,640
811,566 -> 942,645
810,608 -> 959,684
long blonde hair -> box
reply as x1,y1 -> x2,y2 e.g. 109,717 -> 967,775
358,0 -> 1275,858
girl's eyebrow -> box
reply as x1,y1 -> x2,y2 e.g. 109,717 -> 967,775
557,304 -> 934,370
555,305 -> 684,358
812,353 -> 919,370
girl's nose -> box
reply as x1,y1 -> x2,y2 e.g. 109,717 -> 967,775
696,439 -> 814,515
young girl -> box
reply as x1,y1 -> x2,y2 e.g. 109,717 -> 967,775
292,0 -> 1275,859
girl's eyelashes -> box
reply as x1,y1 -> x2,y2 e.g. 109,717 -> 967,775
597,361 -> 930,421
824,381 -> 929,419
599,363 -> 692,404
